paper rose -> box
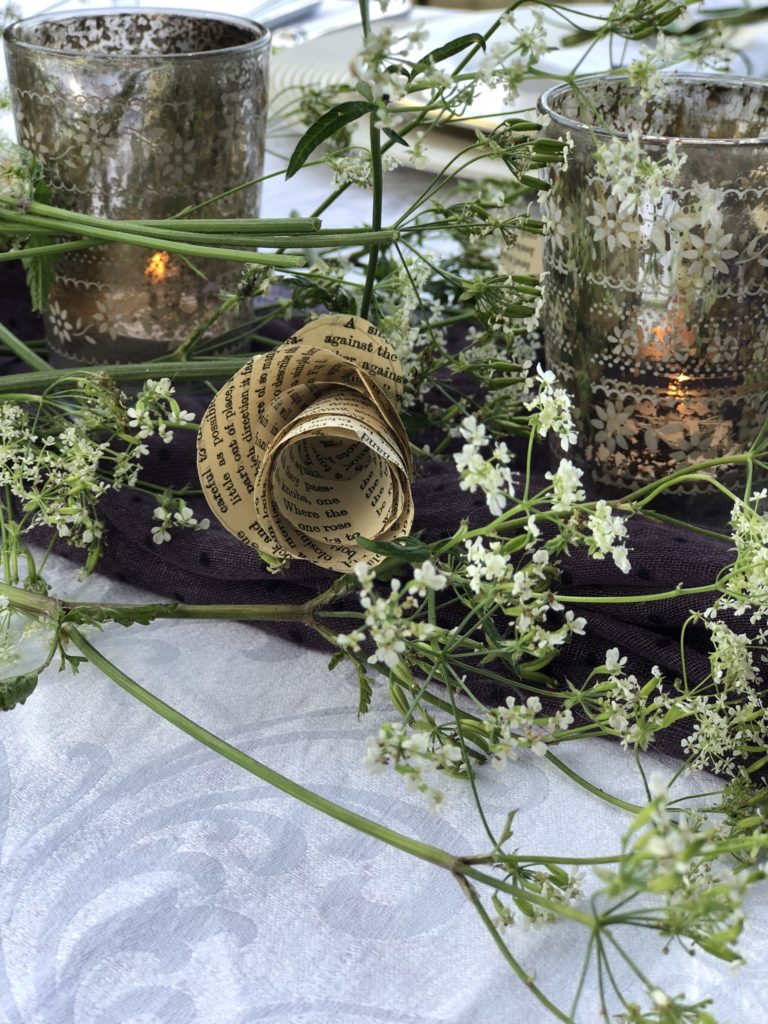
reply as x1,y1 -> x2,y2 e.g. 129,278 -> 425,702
196,314 -> 414,571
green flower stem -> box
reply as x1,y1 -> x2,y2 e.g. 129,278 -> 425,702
460,864 -> 596,927
65,625 -> 456,870
545,751 -> 642,814
359,0 -> 383,321
15,225 -> 396,250
65,628 -> 602,947
557,584 -> 716,606
0,209 -> 305,268
173,164 -> 309,218
631,470 -> 743,510
0,357 -> 251,394
168,294 -> 241,363
0,580 -> 329,626
455,874 -> 573,1024
0,322 -> 50,372
359,119 -> 383,320
0,239 -> 96,261
135,218 -> 324,234
625,453 -> 753,503
0,200 -> 321,236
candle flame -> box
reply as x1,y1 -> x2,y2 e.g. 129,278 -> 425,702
666,372 -> 692,399
145,251 -> 170,283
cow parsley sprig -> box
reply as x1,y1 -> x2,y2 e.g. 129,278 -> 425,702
0,375 -> 199,571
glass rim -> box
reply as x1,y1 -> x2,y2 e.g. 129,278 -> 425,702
3,7 -> 271,60
538,72 -> 768,147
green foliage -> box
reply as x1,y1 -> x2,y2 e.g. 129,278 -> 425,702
0,666 -> 39,710
21,231 -> 55,312
408,32 -> 486,80
356,534 -> 431,563
286,100 -> 375,178
356,661 -> 373,715
63,603 -> 173,628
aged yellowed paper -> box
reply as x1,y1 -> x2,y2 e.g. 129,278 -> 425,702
197,314 -> 414,571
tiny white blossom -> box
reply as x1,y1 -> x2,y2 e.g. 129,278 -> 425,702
412,560 -> 447,594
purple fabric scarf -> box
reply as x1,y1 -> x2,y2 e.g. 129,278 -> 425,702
2,263 -> 750,769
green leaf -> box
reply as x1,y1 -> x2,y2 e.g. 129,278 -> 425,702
355,81 -> 374,102
0,668 -> 40,711
409,33 -> 486,80
356,661 -> 373,716
382,126 -> 410,148
22,233 -> 55,313
518,174 -> 549,192
64,603 -> 174,628
286,101 -> 375,179
513,894 -> 535,918
498,809 -> 517,847
327,650 -> 345,671
356,534 -> 431,562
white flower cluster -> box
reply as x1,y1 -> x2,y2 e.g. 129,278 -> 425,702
523,364 -> 578,452
325,150 -> 399,191
724,493 -> 768,617
492,866 -> 583,931
337,559 -> 447,669
593,131 -> 687,217
604,774 -> 760,960
354,23 -> 433,130
626,35 -> 681,99
151,499 -> 210,545
362,720 -> 462,811
593,648 -> 666,748
585,500 -> 631,573
544,458 -> 585,513
453,415 -> 516,516
483,694 -> 574,770
377,257 -> 446,398
0,402 -> 109,547
462,537 -> 587,653
476,11 -> 549,106
0,132 -> 32,202
627,24 -> 734,99
676,618 -> 768,776
126,378 -> 195,444
0,377 -> 198,551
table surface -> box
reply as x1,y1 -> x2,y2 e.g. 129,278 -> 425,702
2,3 -> 768,1022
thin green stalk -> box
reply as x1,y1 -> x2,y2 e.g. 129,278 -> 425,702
557,584 -> 716,606
360,101 -> 384,319
67,625 -> 459,868
0,238 -> 96,261
456,874 -> 573,1023
460,864 -> 596,927
0,208 -> 304,268
0,199 -> 320,236
0,357 -> 251,394
0,322 -> 50,372
545,751 -> 642,814
0,580 -> 341,626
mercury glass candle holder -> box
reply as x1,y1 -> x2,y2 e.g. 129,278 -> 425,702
4,9 -> 270,365
537,74 -> 768,494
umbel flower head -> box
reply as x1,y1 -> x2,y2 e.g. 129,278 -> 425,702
197,314 -> 414,571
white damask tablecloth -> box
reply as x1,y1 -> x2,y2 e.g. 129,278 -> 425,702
2,556 -> 767,1024
2,2 -> 768,1020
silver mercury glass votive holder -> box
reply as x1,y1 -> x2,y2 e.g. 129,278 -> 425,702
4,8 -> 271,366
537,74 -> 768,495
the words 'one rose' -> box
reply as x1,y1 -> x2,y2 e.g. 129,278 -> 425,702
196,314 -> 414,571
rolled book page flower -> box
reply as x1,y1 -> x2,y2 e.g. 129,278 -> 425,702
196,314 -> 414,571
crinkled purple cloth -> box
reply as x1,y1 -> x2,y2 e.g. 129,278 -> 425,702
2,263 -> 748,767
